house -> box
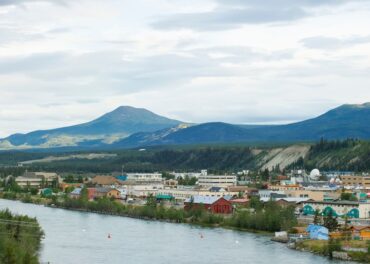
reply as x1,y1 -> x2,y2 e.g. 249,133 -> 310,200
351,226 -> 370,240
95,188 -> 121,199
59,182 -> 83,192
87,188 -> 96,200
306,224 -> 329,240
69,188 -> 81,199
184,195 -> 233,214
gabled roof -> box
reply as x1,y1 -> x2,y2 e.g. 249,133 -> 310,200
70,188 -> 81,195
92,175 -> 122,185
185,195 -> 221,205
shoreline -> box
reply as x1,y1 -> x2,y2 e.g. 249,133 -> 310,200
1,197 -> 368,262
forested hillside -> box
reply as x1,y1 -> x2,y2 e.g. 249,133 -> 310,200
289,139 -> 370,171
0,139 -> 369,174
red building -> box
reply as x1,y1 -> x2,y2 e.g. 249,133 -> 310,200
184,196 -> 233,214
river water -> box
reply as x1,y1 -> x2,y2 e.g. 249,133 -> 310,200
0,199 -> 351,264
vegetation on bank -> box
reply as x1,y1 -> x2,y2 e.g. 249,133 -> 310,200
0,209 -> 44,264
295,239 -> 370,263
49,192 -> 297,233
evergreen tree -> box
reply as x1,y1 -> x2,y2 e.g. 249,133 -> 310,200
323,210 -> 338,231
313,209 -> 322,225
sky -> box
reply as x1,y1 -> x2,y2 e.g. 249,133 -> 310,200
0,0 -> 370,137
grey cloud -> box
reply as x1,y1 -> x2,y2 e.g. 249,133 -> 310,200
301,35 -> 370,50
152,0 -> 365,31
0,0 -> 68,6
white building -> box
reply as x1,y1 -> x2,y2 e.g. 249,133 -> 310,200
157,188 -> 239,201
172,170 -> 207,179
126,173 -> 162,183
198,175 -> 237,188
302,201 -> 370,219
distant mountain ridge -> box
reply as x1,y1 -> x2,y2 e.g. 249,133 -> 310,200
0,103 -> 369,150
114,103 -> 370,147
0,106 -> 182,149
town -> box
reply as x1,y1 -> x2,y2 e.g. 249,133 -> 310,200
1,166 -> 369,261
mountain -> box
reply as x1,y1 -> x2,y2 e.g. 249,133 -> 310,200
0,106 -> 182,149
114,103 -> 370,147
1,103 -> 369,150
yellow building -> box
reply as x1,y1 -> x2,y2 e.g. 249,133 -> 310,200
341,175 -> 370,187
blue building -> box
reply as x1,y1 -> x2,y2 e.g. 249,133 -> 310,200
306,224 -> 329,240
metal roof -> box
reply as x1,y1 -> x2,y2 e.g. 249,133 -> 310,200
185,195 -> 221,205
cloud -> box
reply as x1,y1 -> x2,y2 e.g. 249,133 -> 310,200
301,35 -> 370,50
152,0 -> 361,30
0,0 -> 68,6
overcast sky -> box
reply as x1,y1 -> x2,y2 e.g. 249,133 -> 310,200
0,0 -> 370,137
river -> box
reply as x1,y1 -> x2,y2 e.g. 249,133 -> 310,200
0,199 -> 351,264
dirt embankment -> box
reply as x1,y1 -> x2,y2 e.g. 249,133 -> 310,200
260,145 -> 310,171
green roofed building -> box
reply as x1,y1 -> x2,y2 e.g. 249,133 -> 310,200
156,194 -> 174,201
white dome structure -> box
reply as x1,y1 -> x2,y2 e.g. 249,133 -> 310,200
309,169 -> 321,181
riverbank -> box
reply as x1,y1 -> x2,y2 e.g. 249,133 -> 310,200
1,198 -> 341,264
2,196 -> 368,263
291,239 -> 370,263
0,191 -> 296,232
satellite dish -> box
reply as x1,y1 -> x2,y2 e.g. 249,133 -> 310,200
309,169 -> 320,181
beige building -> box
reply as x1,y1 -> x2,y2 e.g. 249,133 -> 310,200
341,175 -> 370,187
198,175 -> 237,188
285,189 -> 341,202
15,172 -> 60,188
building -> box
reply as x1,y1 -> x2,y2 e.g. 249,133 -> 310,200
15,172 -> 60,188
198,175 -> 237,188
172,169 -> 207,180
91,175 -> 123,186
259,190 -> 286,202
164,179 -> 178,187
184,196 -> 233,214
306,224 -> 329,240
302,201 -> 370,219
350,226 -> 370,240
95,188 -> 121,199
69,188 -> 82,199
157,188 -> 239,202
126,173 -> 163,183
268,184 -> 301,191
341,175 -> 370,188
285,189 -> 341,202
274,198 -> 312,208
